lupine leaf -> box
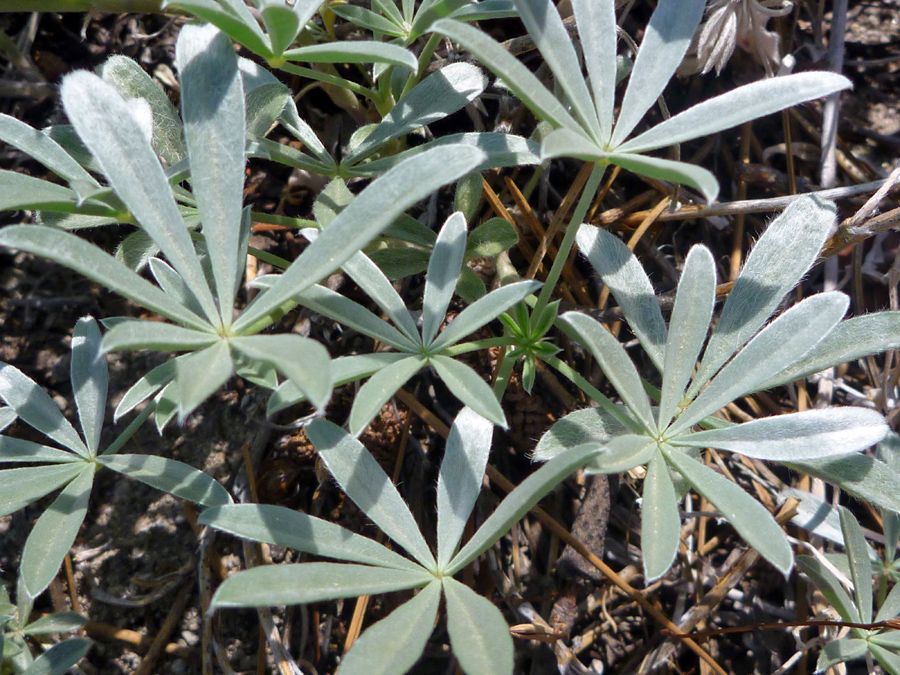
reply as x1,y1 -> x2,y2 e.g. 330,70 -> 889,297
0,463 -> 84,518
99,454 -> 232,507
642,449 -> 681,580
430,355 -> 506,428
443,577 -> 513,675
102,320 -> 219,353
348,356 -> 426,436
422,213 -> 467,345
307,419 -> 436,570
71,317 -> 107,456
200,504 -> 421,571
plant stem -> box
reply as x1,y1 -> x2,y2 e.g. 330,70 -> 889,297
101,403 -> 154,456
400,33 -> 441,99
532,163 -> 606,317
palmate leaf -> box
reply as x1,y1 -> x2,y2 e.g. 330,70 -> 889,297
641,450 -> 681,581
200,503 -> 421,571
0,226 -> 210,332
436,408 -> 493,568
610,0 -> 706,147
99,455 -> 232,507
162,0 -> 273,59
815,639 -> 870,673
70,318 -> 108,456
20,638 -> 91,675
22,613 -> 86,636
60,70 -> 220,326
101,320 -> 218,352
0,363 -> 88,458
512,0 -> 600,141
560,312 -> 657,435
210,563 -> 432,609
570,0 -> 616,141
422,213 -> 467,345
663,445 -> 793,575
233,144 -> 488,333
348,356 -> 426,436
575,225 -> 667,370
0,463 -> 84,518
177,23 -> 246,323
0,438 -> 80,464
306,420 -> 436,570
339,581 -> 442,675
282,42 -> 417,71
840,507 -> 873,624
174,340 -> 234,421
0,114 -> 98,187
22,464 -> 95,600
796,555 -> 860,622
669,292 -> 849,436
671,408 -> 889,461
344,63 -> 487,166
687,195 -> 837,398
431,355 -> 506,428
791,454 -> 900,515
447,442 -> 602,575
443,577 -> 513,675
657,246 -> 716,430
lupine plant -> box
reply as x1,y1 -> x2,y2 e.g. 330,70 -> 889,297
0,0 -> 899,673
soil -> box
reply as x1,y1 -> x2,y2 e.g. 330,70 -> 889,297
1,2 -> 900,675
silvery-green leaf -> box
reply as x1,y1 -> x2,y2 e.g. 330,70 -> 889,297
447,442 -> 601,574
437,407 -> 493,568
450,0 -> 517,20
670,292 -> 849,436
532,406 -> 632,463
200,504 -> 421,571
0,363 -> 88,458
102,320 -> 218,353
22,613 -> 86,635
349,356 -> 426,436
290,0 -> 326,26
0,406 -> 14,432
295,284 -> 418,352
619,73 -> 852,154
0,438 -> 80,464
869,644 -> 900,675
245,82 -> 290,137
575,225 -> 667,370
790,454 -> 900,514
796,555 -> 860,622
234,145 -> 486,333
385,214 -> 438,248
174,340 -> 233,421
642,450 -> 681,581
0,227 -> 209,331
330,4 -> 408,37
162,0 -> 273,58
662,445 -> 793,575
210,563 -> 432,609
369,247 -> 431,281
307,419 -> 436,570
443,576 -> 513,675
609,0 -> 706,147
432,19 -> 582,133
0,171 -> 84,211
0,463 -> 84,518
423,212 -> 467,345
671,408 -> 888,461
99,55 -> 186,165
658,245 -> 715,430
71,317 -> 107,456
153,382 -> 179,433
780,487 -> 876,556
0,114 -> 97,186
247,137 -> 333,174
609,153 -> 720,204
430,356 -> 506,428
560,312 -> 657,435
178,24 -> 246,322
283,42 -> 417,72
345,63 -> 487,165
466,217 -> 518,258
229,334 -> 332,412
571,0 -> 616,142
20,638 -> 91,675
373,0 -> 405,25
61,71 -> 219,326
351,131 -> 540,177
814,639 -> 870,673
341,250 -> 421,345
755,312 -> 900,392
267,353 -> 406,415
22,464 -> 94,600
99,454 -> 232,507
429,280 -> 541,351
539,127 -> 605,163
688,195 -> 836,398
455,171 -> 482,223
840,506 -> 873,624
259,3 -> 300,56
512,0 -> 601,141
871,631 -> 900,649
113,359 -> 177,422
339,581 -> 442,675
586,436 -> 658,475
